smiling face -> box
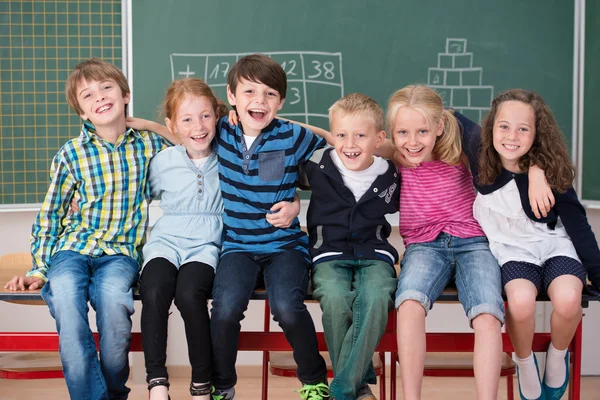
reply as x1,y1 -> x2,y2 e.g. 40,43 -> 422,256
492,100 -> 536,173
76,78 -> 130,129
166,94 -> 217,159
226,78 -> 285,137
391,106 -> 443,164
330,111 -> 386,172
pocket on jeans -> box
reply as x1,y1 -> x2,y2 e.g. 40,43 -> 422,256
258,150 -> 285,181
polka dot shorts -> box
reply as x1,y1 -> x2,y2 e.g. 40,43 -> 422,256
501,256 -> 587,293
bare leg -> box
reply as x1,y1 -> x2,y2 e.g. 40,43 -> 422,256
397,300 -> 426,400
504,279 -> 537,358
547,275 -> 583,349
545,275 -> 583,389
472,314 -> 502,400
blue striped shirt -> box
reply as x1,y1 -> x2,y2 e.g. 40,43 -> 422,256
216,117 -> 326,257
28,121 -> 167,281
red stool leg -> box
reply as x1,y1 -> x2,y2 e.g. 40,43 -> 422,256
390,352 -> 397,400
379,351 -> 386,400
569,320 -> 583,400
262,300 -> 271,400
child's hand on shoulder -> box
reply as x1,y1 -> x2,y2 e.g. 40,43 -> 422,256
528,165 -> 555,218
126,117 -> 154,131
266,199 -> 300,229
4,275 -> 45,291
127,117 -> 181,145
228,110 -> 239,126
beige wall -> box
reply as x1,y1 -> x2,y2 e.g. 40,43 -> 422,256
1,204 -> 599,374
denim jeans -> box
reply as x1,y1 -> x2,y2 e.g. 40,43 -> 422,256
395,233 -> 505,326
210,250 -> 327,389
42,250 -> 139,400
312,259 -> 396,400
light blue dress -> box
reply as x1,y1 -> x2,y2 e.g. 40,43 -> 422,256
142,145 -> 224,270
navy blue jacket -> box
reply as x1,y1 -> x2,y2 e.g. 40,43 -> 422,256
455,112 -> 600,290
303,148 -> 400,267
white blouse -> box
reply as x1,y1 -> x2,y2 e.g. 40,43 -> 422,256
472,179 -> 580,267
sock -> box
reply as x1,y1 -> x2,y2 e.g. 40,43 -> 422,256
545,343 -> 568,388
516,353 -> 542,399
191,381 -> 211,400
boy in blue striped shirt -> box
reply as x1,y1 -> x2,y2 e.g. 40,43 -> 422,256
4,58 -> 174,400
210,54 -> 330,400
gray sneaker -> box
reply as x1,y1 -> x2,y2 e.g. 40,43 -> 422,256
356,383 -> 376,400
212,387 -> 236,400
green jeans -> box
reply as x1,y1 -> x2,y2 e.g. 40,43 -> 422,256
312,259 -> 396,400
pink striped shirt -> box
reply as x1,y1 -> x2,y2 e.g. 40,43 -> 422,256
399,160 -> 485,246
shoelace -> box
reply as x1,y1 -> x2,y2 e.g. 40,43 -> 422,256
297,383 -> 330,400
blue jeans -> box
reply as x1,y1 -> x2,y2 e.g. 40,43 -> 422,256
312,259 -> 396,400
395,233 -> 505,326
42,251 -> 139,400
210,250 -> 327,389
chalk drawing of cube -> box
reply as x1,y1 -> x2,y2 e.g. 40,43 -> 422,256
439,55 -> 453,69
436,89 -> 452,107
461,69 -> 482,86
469,87 -> 494,108
446,70 -> 461,86
429,69 -> 445,85
452,88 -> 469,107
454,54 -> 473,68
447,39 -> 467,54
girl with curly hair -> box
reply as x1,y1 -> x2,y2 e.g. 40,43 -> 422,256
464,89 -> 600,400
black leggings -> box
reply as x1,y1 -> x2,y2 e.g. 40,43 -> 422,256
140,258 -> 214,383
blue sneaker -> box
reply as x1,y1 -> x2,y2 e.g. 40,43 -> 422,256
542,348 -> 570,400
517,353 -> 546,400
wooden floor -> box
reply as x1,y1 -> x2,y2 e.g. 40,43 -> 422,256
1,368 -> 600,400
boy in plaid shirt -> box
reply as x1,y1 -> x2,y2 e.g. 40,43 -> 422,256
5,58 -> 175,400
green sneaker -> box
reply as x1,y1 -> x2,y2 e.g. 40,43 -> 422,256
212,386 -> 236,400
298,382 -> 331,400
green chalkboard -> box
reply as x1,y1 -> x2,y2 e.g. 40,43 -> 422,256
582,1 -> 600,202
0,0 -> 122,205
130,0 -> 575,144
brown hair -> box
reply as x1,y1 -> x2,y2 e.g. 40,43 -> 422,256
227,54 -> 287,99
328,93 -> 384,132
478,89 -> 575,192
162,78 -> 229,124
387,85 -> 462,165
65,58 -> 130,116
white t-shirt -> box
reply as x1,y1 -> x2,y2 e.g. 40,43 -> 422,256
244,134 -> 257,149
330,151 -> 389,202
190,156 -> 208,170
